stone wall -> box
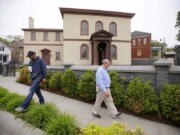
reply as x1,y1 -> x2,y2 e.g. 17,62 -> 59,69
132,58 -> 158,65
47,59 -> 180,94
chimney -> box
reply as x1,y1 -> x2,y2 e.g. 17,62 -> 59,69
28,17 -> 34,28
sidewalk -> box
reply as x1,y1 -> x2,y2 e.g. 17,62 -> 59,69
0,76 -> 179,135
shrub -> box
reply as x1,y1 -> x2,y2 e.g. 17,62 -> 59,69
27,73 -> 32,85
159,84 -> 180,124
78,70 -> 96,101
124,78 -> 158,114
0,93 -> 21,108
109,71 -> 125,106
0,87 -> 8,99
62,69 -> 78,96
49,72 -> 62,91
16,66 -> 29,84
25,103 -> 59,130
80,123 -> 147,135
45,113 -> 79,135
40,70 -> 52,90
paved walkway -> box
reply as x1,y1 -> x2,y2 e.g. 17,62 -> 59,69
0,76 -> 179,135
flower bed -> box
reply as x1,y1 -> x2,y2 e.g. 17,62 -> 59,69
0,87 -> 148,135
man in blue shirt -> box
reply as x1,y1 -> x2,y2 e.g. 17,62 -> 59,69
15,51 -> 47,112
92,59 -> 121,119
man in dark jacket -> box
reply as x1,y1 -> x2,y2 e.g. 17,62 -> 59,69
15,51 -> 47,112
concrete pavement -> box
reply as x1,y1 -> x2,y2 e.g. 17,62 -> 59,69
0,76 -> 179,135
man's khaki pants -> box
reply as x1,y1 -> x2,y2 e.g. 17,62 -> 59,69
93,86 -> 118,117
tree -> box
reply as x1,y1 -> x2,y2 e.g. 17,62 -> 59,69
0,37 -> 11,45
150,40 -> 167,47
165,48 -> 173,52
0,35 -> 23,45
175,11 -> 180,41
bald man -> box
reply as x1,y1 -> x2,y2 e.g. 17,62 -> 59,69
92,59 -> 121,119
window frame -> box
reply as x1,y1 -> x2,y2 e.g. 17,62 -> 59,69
55,52 -> 61,61
43,32 -> 49,41
111,45 -> 117,60
80,20 -> 89,35
55,32 -> 61,41
95,21 -> 103,32
109,22 -> 117,36
137,48 -> 142,56
138,39 -> 141,46
80,44 -> 89,60
30,32 -> 36,41
143,38 -> 147,45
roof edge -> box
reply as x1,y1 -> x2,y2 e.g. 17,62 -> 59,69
60,7 -> 135,19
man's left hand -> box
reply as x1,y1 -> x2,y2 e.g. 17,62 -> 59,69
42,79 -> 47,82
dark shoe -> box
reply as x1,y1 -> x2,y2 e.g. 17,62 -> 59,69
92,112 -> 101,119
112,112 -> 122,119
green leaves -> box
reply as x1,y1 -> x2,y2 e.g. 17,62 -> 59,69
160,84 -> 180,124
25,103 -> 59,130
78,70 -> 96,101
45,113 -> 79,135
49,72 -> 62,91
62,69 -> 78,96
109,71 -> 125,106
124,78 -> 158,114
80,123 -> 147,135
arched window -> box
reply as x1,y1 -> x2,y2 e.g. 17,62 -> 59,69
95,21 -> 103,32
80,20 -> 89,35
80,44 -> 89,59
111,45 -> 117,59
109,22 -> 117,36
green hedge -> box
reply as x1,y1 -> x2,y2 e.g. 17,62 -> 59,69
124,78 -> 159,114
109,71 -> 125,106
16,68 -> 180,125
62,69 -> 78,96
159,84 -> 180,124
49,72 -> 62,91
78,70 -> 96,101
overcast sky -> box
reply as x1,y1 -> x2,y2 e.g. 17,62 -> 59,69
0,0 -> 180,47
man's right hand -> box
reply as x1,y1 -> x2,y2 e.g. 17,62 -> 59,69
105,91 -> 110,97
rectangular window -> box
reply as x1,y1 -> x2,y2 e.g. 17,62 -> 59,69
144,38 -> 147,45
138,39 -> 141,46
43,32 -> 48,41
0,54 -> 2,60
152,50 -> 158,56
133,39 -> 136,46
55,32 -> 61,41
31,32 -> 36,41
137,48 -> 142,56
55,52 -> 60,60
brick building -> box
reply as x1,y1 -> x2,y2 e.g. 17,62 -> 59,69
131,31 -> 151,59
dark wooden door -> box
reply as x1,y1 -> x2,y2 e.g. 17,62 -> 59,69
41,49 -> 51,65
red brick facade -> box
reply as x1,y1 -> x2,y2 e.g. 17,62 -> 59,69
131,35 -> 151,59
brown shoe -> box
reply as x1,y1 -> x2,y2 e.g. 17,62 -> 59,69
92,112 -> 101,119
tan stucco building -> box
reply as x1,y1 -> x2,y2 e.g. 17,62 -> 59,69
23,8 -> 135,65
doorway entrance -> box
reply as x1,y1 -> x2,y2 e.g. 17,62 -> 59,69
98,42 -> 107,65
41,49 -> 51,65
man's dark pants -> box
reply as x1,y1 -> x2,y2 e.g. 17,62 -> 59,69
21,76 -> 45,109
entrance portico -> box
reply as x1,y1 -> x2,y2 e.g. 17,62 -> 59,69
90,30 -> 113,65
